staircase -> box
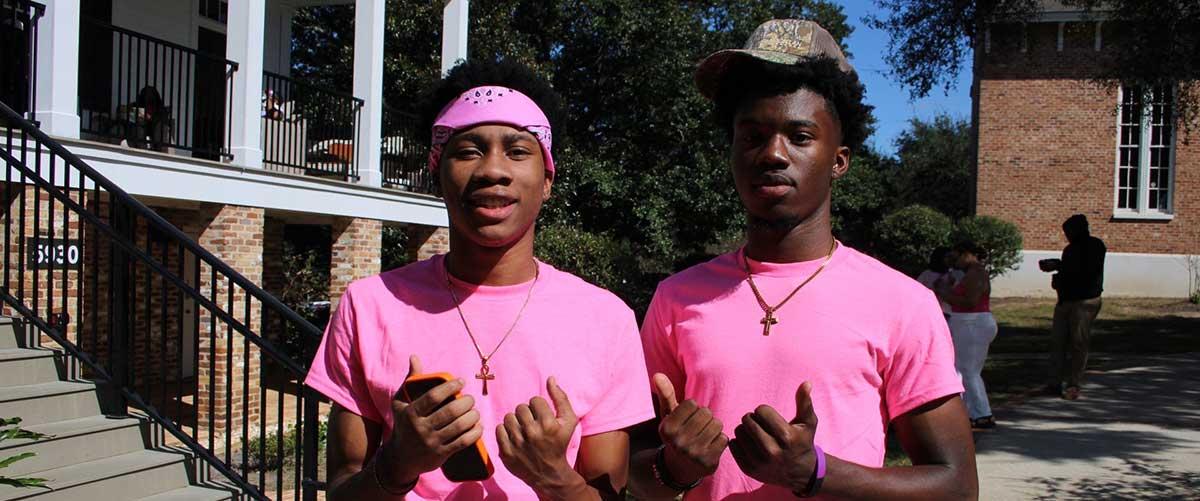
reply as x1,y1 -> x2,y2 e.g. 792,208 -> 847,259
0,318 -> 237,501
1,98 -> 325,500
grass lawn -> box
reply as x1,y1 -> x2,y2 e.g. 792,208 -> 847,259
884,297 -> 1199,466
984,297 -> 1200,408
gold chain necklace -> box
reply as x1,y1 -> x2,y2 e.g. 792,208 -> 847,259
743,240 -> 837,336
444,261 -> 539,395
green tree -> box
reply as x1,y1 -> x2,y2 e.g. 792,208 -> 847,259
892,114 -> 972,219
831,146 -> 896,250
291,1 -> 859,314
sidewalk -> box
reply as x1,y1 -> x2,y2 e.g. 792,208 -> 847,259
975,353 -> 1200,500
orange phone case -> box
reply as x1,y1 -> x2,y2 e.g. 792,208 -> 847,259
401,372 -> 495,482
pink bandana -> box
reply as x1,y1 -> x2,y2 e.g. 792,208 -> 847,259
427,86 -> 555,174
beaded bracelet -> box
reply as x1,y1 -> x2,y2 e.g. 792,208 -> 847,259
653,445 -> 703,492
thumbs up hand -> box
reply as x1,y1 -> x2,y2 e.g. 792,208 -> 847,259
729,381 -> 820,490
496,377 -> 584,495
654,373 -> 729,486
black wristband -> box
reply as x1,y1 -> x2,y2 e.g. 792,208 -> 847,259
372,449 -> 418,496
653,445 -> 703,492
793,444 -> 827,498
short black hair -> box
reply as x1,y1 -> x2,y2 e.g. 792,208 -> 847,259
415,59 -> 564,147
713,56 -> 872,152
928,246 -> 951,273
954,241 -> 988,262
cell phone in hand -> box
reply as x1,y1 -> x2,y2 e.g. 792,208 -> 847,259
401,372 -> 494,482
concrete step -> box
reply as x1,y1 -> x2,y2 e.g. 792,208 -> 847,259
0,381 -> 102,427
0,318 -> 24,350
0,348 -> 63,387
0,450 -> 192,501
136,485 -> 237,501
0,415 -> 146,476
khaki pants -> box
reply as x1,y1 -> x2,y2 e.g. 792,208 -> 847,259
1049,297 -> 1102,388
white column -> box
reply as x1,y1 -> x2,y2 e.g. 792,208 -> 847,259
441,0 -> 469,75
354,0 -> 385,188
34,0 -> 81,138
226,0 -> 266,168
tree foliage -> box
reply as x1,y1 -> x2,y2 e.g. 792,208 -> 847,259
865,0 -> 1039,98
892,114 -> 973,219
292,1 -> 857,314
868,0 -> 1200,130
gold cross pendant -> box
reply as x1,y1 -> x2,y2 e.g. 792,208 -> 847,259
761,310 -> 778,336
476,363 -> 496,396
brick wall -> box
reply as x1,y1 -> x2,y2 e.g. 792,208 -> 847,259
405,225 -> 449,262
977,21 -> 1199,254
330,217 -> 382,310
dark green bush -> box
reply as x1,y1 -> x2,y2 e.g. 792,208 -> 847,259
953,215 -> 1024,278
534,224 -> 658,315
872,205 -> 954,276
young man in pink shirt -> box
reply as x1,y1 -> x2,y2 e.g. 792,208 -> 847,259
631,20 -> 979,500
306,60 -> 654,500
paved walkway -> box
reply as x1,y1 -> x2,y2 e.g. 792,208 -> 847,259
976,353 -> 1200,500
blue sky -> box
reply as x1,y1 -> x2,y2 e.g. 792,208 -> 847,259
839,1 -> 972,156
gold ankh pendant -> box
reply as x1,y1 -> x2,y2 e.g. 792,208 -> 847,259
476,363 -> 496,396
761,310 -> 778,336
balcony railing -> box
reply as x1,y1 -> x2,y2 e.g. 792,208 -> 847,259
77,18 -> 238,161
0,0 -> 44,123
381,105 -> 435,195
261,71 -> 363,182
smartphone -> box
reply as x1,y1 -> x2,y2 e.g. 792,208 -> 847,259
400,372 -> 494,482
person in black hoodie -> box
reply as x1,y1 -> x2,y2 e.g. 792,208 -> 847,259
1040,214 -> 1106,400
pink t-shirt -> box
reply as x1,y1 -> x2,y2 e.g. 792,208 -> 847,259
641,244 -> 963,500
306,254 -> 654,500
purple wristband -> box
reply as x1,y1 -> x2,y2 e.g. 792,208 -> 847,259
794,444 -> 826,498
814,444 -> 827,479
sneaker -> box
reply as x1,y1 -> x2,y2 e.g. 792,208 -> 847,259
1062,386 -> 1081,400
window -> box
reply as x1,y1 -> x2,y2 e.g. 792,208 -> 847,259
199,0 -> 227,24
1115,85 -> 1174,215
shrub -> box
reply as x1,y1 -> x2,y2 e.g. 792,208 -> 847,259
381,225 -> 412,272
278,242 -> 331,361
238,420 -> 328,472
953,215 -> 1024,278
534,224 -> 657,314
872,205 -> 954,276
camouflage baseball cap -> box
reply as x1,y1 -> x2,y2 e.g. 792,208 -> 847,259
695,19 -> 854,100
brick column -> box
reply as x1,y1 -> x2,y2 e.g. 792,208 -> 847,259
195,204 -> 263,442
330,217 -> 382,310
405,225 -> 449,262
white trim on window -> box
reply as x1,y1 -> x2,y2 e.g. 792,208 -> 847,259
1112,85 -> 1176,218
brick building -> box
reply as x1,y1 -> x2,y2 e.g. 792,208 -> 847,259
2,0 -> 453,446
977,1 -> 1197,297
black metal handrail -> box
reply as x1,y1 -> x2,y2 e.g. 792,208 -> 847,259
381,104 -> 435,195
77,17 -> 238,161
1,100 -> 323,500
0,0 -> 44,123
261,71 -> 363,182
